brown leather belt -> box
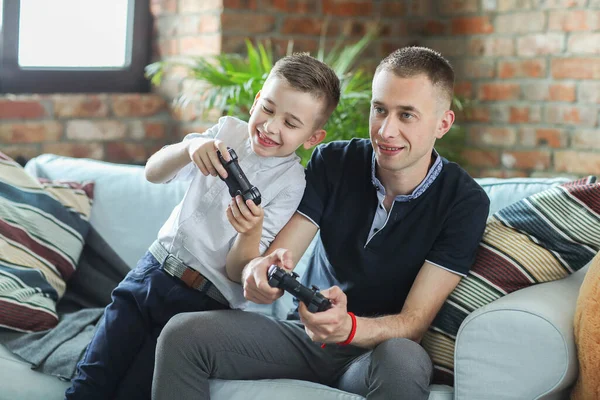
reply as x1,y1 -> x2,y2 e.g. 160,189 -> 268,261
149,241 -> 228,306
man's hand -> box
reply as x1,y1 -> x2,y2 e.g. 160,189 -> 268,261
187,137 -> 230,178
242,249 -> 294,304
298,286 -> 353,344
227,195 -> 264,236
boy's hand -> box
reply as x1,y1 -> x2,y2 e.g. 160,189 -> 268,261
187,137 -> 230,178
227,195 -> 264,236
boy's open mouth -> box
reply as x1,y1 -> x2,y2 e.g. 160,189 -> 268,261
257,130 -> 280,147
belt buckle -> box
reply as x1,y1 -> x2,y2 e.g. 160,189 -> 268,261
181,268 -> 206,290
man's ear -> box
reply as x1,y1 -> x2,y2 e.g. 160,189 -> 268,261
435,110 -> 455,139
249,91 -> 261,115
303,129 -> 326,150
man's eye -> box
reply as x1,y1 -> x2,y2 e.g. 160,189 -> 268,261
373,106 -> 385,114
262,105 -> 273,114
401,113 -> 413,119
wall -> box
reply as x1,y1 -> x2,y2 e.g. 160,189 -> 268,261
414,0 -> 600,177
2,0 -> 599,177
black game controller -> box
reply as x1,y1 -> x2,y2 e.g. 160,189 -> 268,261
267,265 -> 332,313
217,148 -> 261,206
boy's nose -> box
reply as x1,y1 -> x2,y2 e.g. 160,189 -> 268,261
264,118 -> 281,134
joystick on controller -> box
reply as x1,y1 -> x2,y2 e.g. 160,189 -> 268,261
267,265 -> 332,313
217,148 -> 261,205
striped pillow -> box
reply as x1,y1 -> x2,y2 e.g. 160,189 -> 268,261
423,176 -> 599,386
0,153 -> 93,332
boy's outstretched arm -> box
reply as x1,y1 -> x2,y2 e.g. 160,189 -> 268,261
145,137 -> 230,184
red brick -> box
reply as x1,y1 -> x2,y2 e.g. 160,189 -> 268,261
498,59 -> 546,79
53,95 -> 109,118
111,95 -> 167,118
223,0 -> 257,9
272,38 -> 319,55
106,143 -> 149,163
519,128 -> 567,148
572,130 -> 600,150
150,0 -> 177,15
501,150 -> 551,170
579,82 -> 600,103
509,107 -> 530,123
522,83 -> 551,101
552,58 -> 600,79
42,143 -> 104,160
282,17 -> 324,35
548,10 -> 600,31
567,33 -> 600,55
461,149 -> 500,168
439,0 -> 478,14
457,106 -> 490,123
407,20 -> 448,36
66,121 -> 127,141
517,33 -> 564,56
478,83 -> 520,101
380,1 -> 408,16
410,0 -> 434,17
0,122 -> 62,143
469,126 -> 517,147
555,151 -> 600,174
451,16 -> 493,34
468,37 -> 514,56
157,39 -> 178,57
549,84 -> 576,102
221,13 -> 276,34
495,12 -> 545,33
323,0 -> 373,16
0,100 -> 47,119
419,38 -> 468,57
544,105 -> 598,126
179,36 -> 221,56
144,122 -> 168,139
260,0 -> 319,13
454,82 -> 473,99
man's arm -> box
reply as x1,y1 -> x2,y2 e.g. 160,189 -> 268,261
299,261 -> 461,349
239,212 -> 319,304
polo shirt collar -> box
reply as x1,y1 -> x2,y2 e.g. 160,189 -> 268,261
370,149 -> 443,203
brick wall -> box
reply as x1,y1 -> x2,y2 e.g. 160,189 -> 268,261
0,94 -> 172,165
2,0 -> 599,177
412,0 -> 600,178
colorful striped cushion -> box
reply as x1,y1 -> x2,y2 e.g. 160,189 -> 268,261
423,176 -> 599,386
0,152 -> 93,332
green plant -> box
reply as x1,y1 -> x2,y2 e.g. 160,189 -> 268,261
146,34 -> 467,166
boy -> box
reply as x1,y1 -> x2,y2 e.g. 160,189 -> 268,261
65,53 -> 340,400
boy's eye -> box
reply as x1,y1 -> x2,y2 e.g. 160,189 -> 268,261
262,105 -> 273,114
285,120 -> 297,129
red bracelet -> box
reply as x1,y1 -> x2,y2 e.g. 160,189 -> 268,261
337,312 -> 357,346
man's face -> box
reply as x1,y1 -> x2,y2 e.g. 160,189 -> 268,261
247,77 -> 325,158
369,70 -> 452,176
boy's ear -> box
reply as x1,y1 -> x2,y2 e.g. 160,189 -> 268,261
249,91 -> 261,115
302,129 -> 326,150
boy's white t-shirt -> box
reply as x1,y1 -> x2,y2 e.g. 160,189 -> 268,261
157,116 -> 306,309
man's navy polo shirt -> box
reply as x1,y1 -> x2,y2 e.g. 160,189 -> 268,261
296,139 -> 490,317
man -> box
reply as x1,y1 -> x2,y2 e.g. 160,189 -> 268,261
152,47 -> 490,400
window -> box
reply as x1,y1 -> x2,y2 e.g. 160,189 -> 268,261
0,0 -> 151,93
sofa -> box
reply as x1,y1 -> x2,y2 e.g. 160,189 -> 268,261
0,153 -> 591,400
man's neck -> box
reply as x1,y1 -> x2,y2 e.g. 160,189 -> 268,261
377,154 -> 434,200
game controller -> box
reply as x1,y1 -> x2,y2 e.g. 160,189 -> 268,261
217,148 -> 261,205
267,265 -> 332,313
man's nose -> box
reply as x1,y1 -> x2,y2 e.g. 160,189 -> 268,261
378,118 -> 398,140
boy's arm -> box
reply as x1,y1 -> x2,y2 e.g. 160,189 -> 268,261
145,140 -> 194,184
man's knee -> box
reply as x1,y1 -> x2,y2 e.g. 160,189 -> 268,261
371,338 -> 432,383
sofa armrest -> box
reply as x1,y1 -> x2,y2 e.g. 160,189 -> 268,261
454,264 -> 589,400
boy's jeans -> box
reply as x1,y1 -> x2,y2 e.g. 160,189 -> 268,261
65,251 -> 229,400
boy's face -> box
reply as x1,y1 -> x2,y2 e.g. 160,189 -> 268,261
369,70 -> 454,177
248,77 -> 326,158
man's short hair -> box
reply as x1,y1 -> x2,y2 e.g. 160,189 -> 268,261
376,46 -> 455,109
267,53 -> 340,128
